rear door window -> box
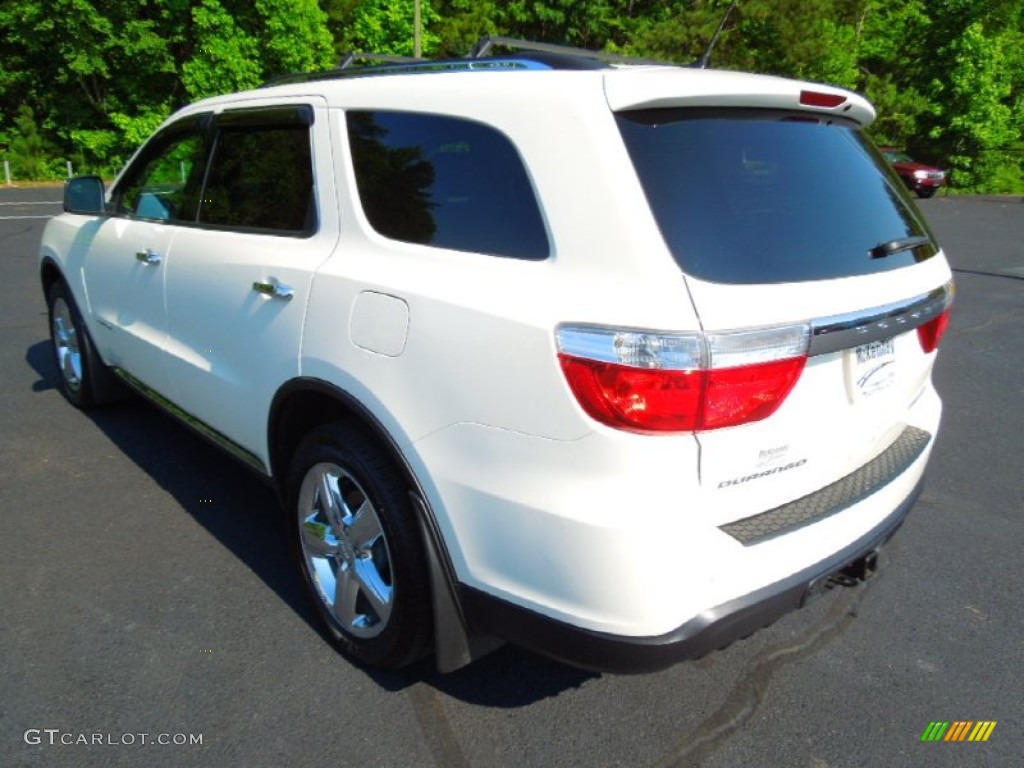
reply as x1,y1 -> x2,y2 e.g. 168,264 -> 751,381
616,109 -> 936,284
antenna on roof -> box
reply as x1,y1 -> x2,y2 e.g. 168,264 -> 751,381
694,0 -> 738,69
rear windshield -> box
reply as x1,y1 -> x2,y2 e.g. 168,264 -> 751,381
616,109 -> 936,284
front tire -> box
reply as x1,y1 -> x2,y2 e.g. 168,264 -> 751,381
916,187 -> 937,199
46,280 -> 117,408
287,423 -> 432,668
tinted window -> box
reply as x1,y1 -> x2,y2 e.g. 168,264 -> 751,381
616,109 -> 936,284
199,126 -> 314,234
347,111 -> 549,260
114,126 -> 207,222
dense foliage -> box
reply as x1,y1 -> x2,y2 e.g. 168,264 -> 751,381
2,0 -> 1022,191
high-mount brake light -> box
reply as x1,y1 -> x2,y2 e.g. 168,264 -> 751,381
556,325 -> 810,433
799,90 -> 847,109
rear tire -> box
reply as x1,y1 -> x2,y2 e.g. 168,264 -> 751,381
287,422 -> 432,668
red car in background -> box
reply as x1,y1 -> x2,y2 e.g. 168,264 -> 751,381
881,147 -> 946,198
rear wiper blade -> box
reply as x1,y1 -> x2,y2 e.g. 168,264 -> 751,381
869,235 -> 933,259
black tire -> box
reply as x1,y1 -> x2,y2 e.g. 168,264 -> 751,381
916,187 -> 937,199
46,280 -> 121,408
286,422 -> 433,668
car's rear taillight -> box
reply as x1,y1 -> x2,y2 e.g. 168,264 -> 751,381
556,325 -> 809,433
916,283 -> 954,353
917,308 -> 952,353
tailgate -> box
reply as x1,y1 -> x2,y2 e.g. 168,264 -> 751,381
688,271 -> 952,523
613,96 -> 954,522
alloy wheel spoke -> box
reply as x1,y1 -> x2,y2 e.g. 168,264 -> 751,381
317,471 -> 343,530
345,499 -> 384,552
332,563 -> 363,629
53,317 -> 70,345
300,518 -> 339,559
352,557 -> 392,625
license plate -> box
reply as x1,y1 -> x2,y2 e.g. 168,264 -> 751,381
851,338 -> 895,398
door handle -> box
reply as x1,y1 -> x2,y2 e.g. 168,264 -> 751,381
135,248 -> 162,265
252,277 -> 294,301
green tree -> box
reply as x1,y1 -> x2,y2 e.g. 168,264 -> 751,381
0,0 -> 1021,190
928,22 -> 1022,189
8,105 -> 59,179
256,0 -> 335,74
0,0 -> 182,174
342,0 -> 442,57
182,0 -> 262,99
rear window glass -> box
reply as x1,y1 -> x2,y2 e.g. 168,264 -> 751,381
616,109 -> 936,284
347,111 -> 549,260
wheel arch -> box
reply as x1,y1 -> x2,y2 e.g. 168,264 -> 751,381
268,378 -> 497,671
268,378 -> 404,494
40,256 -> 65,297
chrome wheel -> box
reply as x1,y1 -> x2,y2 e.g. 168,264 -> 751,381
51,296 -> 83,393
297,462 -> 394,639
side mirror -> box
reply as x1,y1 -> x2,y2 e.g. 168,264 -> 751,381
64,175 -> 106,214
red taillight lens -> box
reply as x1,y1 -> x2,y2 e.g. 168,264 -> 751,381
917,307 -> 952,353
703,357 -> 807,430
558,356 -> 705,432
556,325 -> 810,433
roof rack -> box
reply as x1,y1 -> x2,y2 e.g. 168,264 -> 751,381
337,52 -> 420,69
470,36 -> 668,67
260,36 -> 673,88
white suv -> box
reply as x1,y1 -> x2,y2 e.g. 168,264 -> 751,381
40,43 -> 953,673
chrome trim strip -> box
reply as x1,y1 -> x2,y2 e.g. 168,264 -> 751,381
114,368 -> 268,475
809,283 -> 953,356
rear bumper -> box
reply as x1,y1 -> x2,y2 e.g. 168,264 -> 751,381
460,478 -> 922,673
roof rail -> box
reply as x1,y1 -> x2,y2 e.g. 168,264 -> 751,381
259,37 -> 674,88
337,52 -> 420,69
470,35 -> 668,66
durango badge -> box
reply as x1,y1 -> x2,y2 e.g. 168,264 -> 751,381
719,459 -> 808,489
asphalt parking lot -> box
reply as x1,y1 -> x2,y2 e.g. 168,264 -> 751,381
1,187 -> 1021,767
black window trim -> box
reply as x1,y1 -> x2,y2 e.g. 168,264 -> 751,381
215,104 -> 315,129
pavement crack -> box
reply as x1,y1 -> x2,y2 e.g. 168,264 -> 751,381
656,577 -> 875,768
952,267 -> 1024,282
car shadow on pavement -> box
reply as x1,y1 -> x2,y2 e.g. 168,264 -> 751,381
26,338 -> 309,613
368,644 -> 597,705
26,340 -> 598,705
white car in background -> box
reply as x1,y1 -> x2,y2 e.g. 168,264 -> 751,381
40,41 -> 953,673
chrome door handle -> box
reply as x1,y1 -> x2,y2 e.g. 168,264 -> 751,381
135,248 -> 162,265
252,278 -> 294,301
